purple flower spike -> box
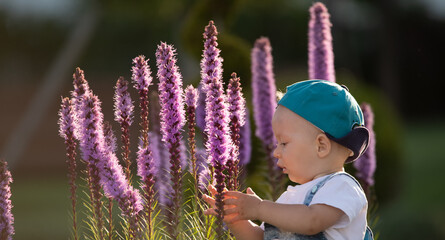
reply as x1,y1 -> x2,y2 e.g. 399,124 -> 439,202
251,37 -> 282,199
137,143 -> 157,190
226,72 -> 246,190
58,97 -> 79,240
308,2 -> 335,82
202,21 -> 230,167
202,20 -> 231,238
198,165 -> 211,194
71,67 -> 92,140
131,56 -> 156,237
103,121 -> 117,154
201,20 -> 224,89
136,140 -> 156,237
156,42 -> 186,239
132,56 -> 153,93
59,97 -> 76,140
227,73 -> 246,128
185,85 -> 199,193
70,72 -> 104,238
114,77 -> 134,127
251,37 -> 277,149
78,94 -> 142,238
132,55 -> 154,147
149,131 -> 171,205
185,85 -> 199,112
354,103 -> 376,197
0,160 -> 14,240
195,84 -> 207,131
114,76 -> 134,181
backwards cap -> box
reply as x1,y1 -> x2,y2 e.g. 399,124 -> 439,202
278,79 -> 369,162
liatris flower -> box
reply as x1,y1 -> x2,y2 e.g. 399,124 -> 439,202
102,121 -> 117,239
156,42 -> 186,239
251,37 -> 276,146
226,72 -> 246,190
71,67 -> 91,140
201,21 -> 224,89
114,76 -> 134,181
70,70 -> 105,238
251,37 -> 282,199
195,84 -> 207,131
132,55 -> 153,148
58,97 -> 79,240
78,94 -> 142,238
198,166 -> 211,194
132,56 -> 156,237
308,2 -> 335,82
201,20 -> 231,239
147,93 -> 172,205
0,160 -> 14,240
185,85 -> 199,193
103,121 -> 117,154
354,103 -> 376,198
136,141 -> 156,238
149,132 -> 172,206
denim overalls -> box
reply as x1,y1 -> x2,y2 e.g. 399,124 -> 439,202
263,172 -> 374,240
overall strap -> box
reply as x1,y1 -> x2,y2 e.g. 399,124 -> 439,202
302,172 -> 374,240
303,172 -> 360,206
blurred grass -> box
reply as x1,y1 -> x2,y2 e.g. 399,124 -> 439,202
8,118 -> 445,239
11,174 -> 70,240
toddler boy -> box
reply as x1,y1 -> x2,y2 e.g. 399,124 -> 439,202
204,80 -> 372,240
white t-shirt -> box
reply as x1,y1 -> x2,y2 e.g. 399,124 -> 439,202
261,172 -> 368,240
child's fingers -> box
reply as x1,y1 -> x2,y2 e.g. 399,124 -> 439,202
208,185 -> 229,196
246,187 -> 256,195
202,194 -> 216,207
204,208 -> 217,216
208,185 -> 218,196
224,191 -> 244,198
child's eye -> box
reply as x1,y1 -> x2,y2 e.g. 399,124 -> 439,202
280,142 -> 287,146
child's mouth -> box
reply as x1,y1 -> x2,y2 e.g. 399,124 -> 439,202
278,165 -> 287,173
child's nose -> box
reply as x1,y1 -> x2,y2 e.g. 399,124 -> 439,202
273,146 -> 280,159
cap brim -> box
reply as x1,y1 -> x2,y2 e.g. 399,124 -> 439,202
325,126 -> 370,163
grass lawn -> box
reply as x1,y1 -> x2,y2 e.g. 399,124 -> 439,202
11,175 -> 70,240
8,119 -> 445,239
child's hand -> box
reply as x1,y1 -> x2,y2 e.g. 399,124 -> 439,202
223,187 -> 263,223
202,185 -> 241,224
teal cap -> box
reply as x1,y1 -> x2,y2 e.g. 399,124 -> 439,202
278,80 -> 369,162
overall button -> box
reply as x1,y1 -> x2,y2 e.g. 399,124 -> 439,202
311,185 -> 318,193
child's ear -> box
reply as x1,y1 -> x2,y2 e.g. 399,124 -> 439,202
316,133 -> 331,158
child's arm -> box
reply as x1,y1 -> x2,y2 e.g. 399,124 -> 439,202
203,186 -> 264,240
224,188 -> 345,235
226,219 -> 264,240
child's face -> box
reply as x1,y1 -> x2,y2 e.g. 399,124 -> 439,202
272,106 -> 325,184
